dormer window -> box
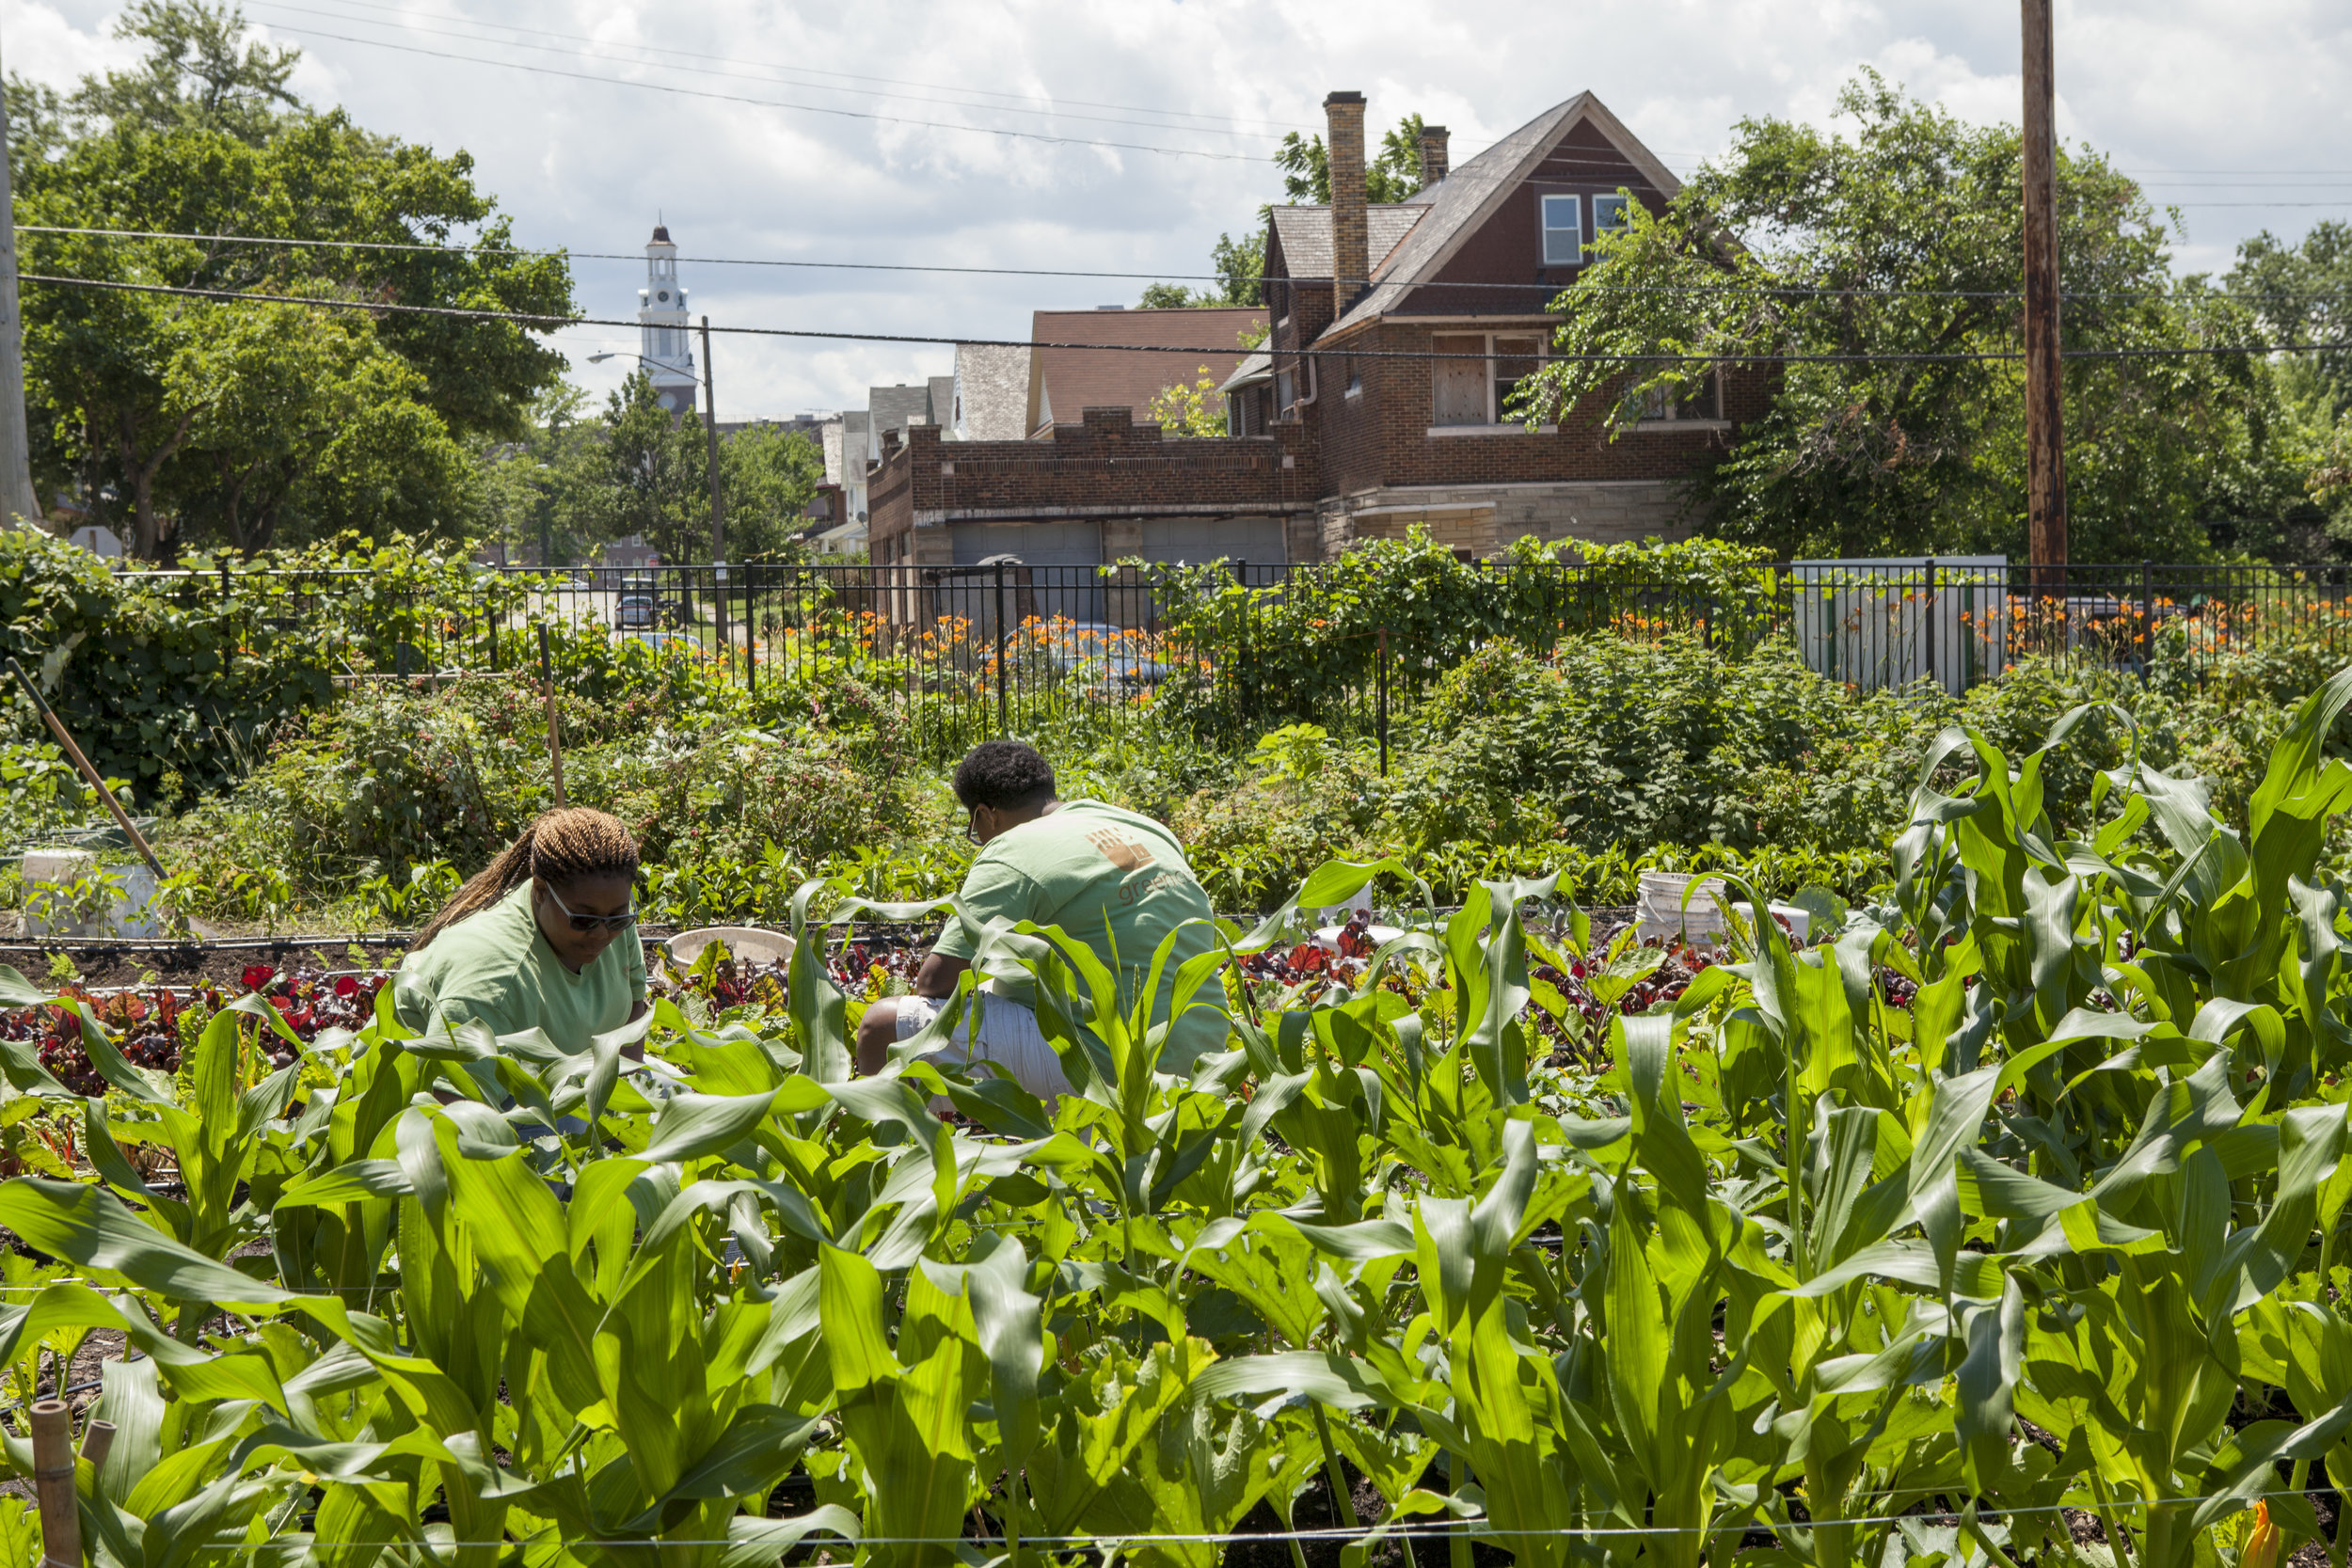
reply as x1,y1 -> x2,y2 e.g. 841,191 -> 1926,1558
1540,194 -> 1581,266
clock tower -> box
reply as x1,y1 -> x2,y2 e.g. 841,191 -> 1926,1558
638,223 -> 701,415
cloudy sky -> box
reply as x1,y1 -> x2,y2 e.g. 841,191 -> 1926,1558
4,0 -> 2346,421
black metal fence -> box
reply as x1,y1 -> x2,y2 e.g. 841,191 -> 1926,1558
110,556 -> 2352,752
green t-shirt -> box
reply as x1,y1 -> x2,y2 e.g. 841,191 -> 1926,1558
933,800 -> 1227,1067
393,883 -> 647,1049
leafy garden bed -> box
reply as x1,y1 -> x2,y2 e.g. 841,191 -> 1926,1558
1,670 -> 2350,1568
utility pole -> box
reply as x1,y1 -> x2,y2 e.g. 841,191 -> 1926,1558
699,315 -> 726,646
0,28 -> 42,531
2022,0 -> 2067,592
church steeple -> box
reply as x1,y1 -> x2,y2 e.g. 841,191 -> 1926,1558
638,221 -> 701,414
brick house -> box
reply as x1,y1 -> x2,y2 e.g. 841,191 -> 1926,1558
867,88 -> 1744,574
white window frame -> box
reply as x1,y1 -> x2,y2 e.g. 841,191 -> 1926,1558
1539,194 -> 1582,267
1427,331 -> 1557,435
1276,356 -> 1317,418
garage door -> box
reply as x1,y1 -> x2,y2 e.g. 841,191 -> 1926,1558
952,521 -> 1103,567
950,521 -> 1103,628
1140,516 -> 1290,565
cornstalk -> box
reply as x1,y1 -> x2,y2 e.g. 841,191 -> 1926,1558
1311,1404 -> 1359,1530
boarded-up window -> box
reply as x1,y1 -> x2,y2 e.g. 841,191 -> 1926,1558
1432,334 -> 1487,425
1493,336 -> 1542,423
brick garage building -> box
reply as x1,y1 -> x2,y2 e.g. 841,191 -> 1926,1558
868,408 -> 1319,573
868,87 -> 1745,571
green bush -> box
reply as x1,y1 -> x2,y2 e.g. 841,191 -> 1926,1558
1378,634 -> 1946,855
0,530 -> 544,806
1149,527 -> 1777,736
155,663 -> 940,925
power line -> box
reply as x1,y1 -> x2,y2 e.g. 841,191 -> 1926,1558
28,226 -> 2352,305
245,0 -> 1285,144
250,23 -> 1275,163
21,271 -> 2352,366
271,0 -> 1326,135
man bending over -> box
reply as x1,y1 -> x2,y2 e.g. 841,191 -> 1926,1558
853,739 -> 1225,1099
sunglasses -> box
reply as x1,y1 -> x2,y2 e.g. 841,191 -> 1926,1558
542,881 -> 639,934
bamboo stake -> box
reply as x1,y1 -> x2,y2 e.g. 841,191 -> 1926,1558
4,656 -> 165,881
538,624 -> 566,809
79,1420 -> 114,1471
30,1398 -> 78,1568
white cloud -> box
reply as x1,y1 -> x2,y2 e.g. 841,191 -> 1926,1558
2,0 -> 2343,416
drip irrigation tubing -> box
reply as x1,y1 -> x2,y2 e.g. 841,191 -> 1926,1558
135,1489 -> 2331,1547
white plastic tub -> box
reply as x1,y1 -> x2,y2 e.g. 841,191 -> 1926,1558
665,926 -> 796,969
1632,871 -> 1810,948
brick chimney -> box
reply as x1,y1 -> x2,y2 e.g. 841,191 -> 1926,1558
1325,90 -> 1368,319
1419,124 -> 1450,189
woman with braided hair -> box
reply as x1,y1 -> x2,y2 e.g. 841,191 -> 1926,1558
392,807 -> 649,1047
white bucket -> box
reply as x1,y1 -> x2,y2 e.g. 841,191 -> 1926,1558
20,848 -> 167,939
1632,870 -> 1809,948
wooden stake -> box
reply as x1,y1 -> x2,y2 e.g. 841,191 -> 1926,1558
538,624 -> 566,809
31,1398 -> 78,1568
2022,0 -> 2068,593
5,657 -> 165,881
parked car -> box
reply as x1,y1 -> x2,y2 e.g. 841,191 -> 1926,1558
613,591 -> 661,629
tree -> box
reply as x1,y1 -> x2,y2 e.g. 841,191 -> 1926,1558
58,0 -> 298,144
720,424 -> 825,560
473,386 -> 606,565
171,301 -> 471,552
1140,230 -> 1268,309
11,0 -> 574,557
1272,112 -> 1426,204
584,373 -> 709,563
1141,113 -> 1422,309
2231,223 -> 2352,422
1524,72 -> 2312,562
1146,366 -> 1225,437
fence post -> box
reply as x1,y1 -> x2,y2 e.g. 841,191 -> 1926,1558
1922,556 -> 1937,692
993,561 -> 1009,738
2140,559 -> 2153,679
1377,625 -> 1390,779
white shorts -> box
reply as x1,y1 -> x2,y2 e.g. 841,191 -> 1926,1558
893,991 -> 1072,1101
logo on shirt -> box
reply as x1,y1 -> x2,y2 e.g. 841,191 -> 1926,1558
1085,830 -> 1158,873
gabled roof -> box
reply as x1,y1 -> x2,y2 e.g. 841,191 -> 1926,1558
1267,205 -> 1429,280
868,383 -> 935,438
1319,92 -> 1680,340
1024,307 -> 1266,436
